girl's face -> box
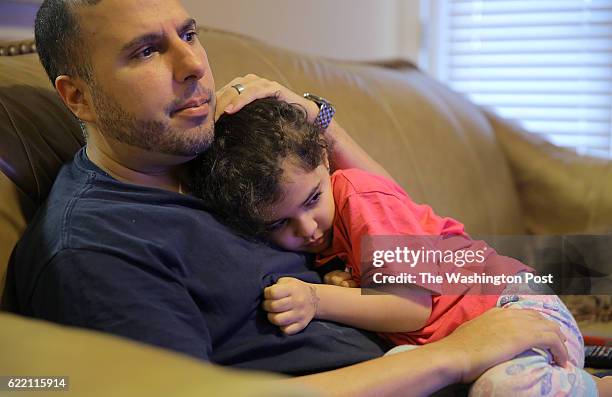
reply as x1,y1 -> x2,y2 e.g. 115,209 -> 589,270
263,160 -> 335,254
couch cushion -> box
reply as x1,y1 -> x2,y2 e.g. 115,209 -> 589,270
0,53 -> 84,301
0,53 -> 84,203
490,112 -> 612,234
0,173 -> 35,301
0,312 -> 318,397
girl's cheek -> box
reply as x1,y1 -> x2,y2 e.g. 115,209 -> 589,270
272,231 -> 293,250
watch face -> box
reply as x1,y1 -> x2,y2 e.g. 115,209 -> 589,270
304,93 -> 333,108
304,92 -> 329,106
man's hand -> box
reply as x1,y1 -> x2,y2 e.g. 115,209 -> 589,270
439,307 -> 569,384
215,74 -> 319,122
323,270 -> 358,288
216,75 -> 396,182
262,277 -> 320,335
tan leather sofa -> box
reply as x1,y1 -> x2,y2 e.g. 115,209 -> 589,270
1,26 -> 612,395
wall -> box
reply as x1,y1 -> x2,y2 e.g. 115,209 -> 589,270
0,0 -> 422,63
0,0 -> 41,41
183,0 -> 422,62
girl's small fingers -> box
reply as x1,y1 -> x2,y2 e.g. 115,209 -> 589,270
262,297 -> 293,313
281,322 -> 304,335
263,284 -> 291,300
267,310 -> 298,327
325,271 -> 352,285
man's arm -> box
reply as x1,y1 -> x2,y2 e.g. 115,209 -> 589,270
322,118 -> 394,181
215,75 -> 394,180
284,307 -> 569,397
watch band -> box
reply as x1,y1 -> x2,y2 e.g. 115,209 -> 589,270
303,93 -> 336,130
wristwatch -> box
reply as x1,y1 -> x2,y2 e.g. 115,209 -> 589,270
303,92 -> 336,130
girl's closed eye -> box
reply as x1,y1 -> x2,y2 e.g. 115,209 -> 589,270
306,191 -> 322,208
267,218 -> 288,232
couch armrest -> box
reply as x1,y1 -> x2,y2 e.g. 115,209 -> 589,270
0,313 -> 319,397
0,172 -> 35,303
487,111 -> 612,235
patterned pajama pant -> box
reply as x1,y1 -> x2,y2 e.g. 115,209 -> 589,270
387,275 -> 598,396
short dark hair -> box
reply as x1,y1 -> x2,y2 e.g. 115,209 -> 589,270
35,0 -> 101,85
190,97 -> 328,239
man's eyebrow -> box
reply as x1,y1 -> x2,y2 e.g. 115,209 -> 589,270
120,32 -> 162,54
120,18 -> 198,54
179,18 -> 197,33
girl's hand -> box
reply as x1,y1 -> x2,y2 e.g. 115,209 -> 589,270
262,277 -> 320,335
323,270 -> 358,288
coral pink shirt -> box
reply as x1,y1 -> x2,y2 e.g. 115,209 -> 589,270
316,169 -> 532,345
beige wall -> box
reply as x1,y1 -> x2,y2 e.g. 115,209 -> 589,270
0,1 -> 41,41
0,0 -> 422,63
183,0 -> 422,62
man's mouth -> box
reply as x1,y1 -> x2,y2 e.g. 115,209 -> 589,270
171,97 -> 211,118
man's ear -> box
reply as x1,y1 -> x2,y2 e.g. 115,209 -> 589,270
55,75 -> 95,122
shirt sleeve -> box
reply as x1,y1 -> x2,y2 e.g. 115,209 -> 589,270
30,248 -> 212,361
337,181 -> 466,294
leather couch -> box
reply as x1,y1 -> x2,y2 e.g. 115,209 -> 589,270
1,26 -> 611,395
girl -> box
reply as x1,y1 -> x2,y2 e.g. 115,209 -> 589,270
191,97 -> 597,396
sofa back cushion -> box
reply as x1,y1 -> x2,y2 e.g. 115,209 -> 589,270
0,52 -> 84,300
0,27 -> 526,301
489,112 -> 612,234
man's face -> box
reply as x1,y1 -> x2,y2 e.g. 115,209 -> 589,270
78,0 -> 215,157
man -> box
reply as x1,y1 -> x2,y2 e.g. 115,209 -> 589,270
7,0 -> 573,395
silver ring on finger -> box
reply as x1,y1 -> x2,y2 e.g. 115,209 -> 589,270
231,83 -> 245,95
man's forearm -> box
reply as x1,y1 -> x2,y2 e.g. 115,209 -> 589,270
282,343 -> 460,397
324,120 -> 395,182
280,306 -> 571,397
217,77 -> 393,181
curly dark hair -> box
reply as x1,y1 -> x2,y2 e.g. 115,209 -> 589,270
190,97 -> 328,239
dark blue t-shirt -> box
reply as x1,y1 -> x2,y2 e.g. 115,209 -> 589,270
8,148 -> 386,375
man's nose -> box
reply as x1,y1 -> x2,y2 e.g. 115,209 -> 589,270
171,39 -> 206,83
295,215 -> 317,239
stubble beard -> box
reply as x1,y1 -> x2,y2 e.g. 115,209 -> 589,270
90,81 -> 214,157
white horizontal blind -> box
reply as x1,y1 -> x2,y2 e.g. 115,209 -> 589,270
433,0 -> 612,158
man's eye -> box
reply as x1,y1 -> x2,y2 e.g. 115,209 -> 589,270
135,46 -> 157,60
183,31 -> 198,42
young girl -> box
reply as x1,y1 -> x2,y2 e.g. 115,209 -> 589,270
191,97 -> 597,396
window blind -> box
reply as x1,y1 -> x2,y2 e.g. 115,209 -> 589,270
432,0 -> 612,158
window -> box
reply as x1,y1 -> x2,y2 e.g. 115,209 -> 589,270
423,0 -> 612,158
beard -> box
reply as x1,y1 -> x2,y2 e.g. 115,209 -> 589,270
89,81 -> 215,157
